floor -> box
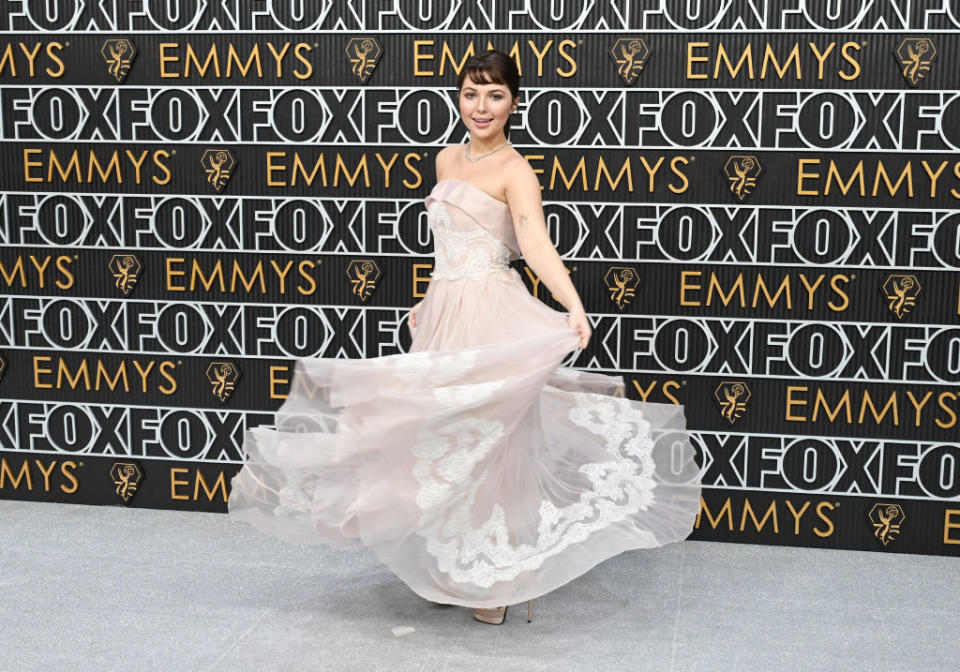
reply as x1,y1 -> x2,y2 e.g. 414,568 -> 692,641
0,498 -> 956,672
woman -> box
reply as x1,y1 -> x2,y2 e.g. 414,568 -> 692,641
228,49 -> 702,626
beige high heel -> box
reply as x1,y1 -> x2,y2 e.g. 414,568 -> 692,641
472,601 -> 534,624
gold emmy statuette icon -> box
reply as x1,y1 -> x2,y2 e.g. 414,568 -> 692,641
344,37 -> 383,82
714,381 -> 751,424
110,462 -> 144,504
107,254 -> 143,296
200,149 -> 237,192
881,274 -> 921,319
895,38 -> 936,87
100,38 -> 137,82
206,361 -> 241,403
723,155 -> 762,201
0,352 -> 6,383
609,37 -> 651,85
867,503 -> 905,546
604,266 -> 641,310
346,259 -> 381,302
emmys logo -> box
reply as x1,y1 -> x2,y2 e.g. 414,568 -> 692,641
110,461 -> 143,504
609,37 -> 651,84
108,254 -> 142,296
347,259 -> 381,302
895,38 -> 936,87
101,38 -> 137,82
201,149 -> 237,192
206,361 -> 240,403
714,381 -> 751,424
723,155 -> 762,201
344,37 -> 382,82
882,274 -> 921,318
0,351 -> 5,383
604,267 -> 640,309
867,503 -> 905,546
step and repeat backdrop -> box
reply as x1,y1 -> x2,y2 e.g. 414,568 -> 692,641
0,0 -> 958,557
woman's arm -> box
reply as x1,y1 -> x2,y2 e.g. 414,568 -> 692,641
504,160 -> 592,348
504,163 -> 583,314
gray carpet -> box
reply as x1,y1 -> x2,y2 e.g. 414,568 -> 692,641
0,498 -> 956,672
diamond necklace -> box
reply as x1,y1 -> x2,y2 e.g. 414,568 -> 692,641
464,140 -> 510,162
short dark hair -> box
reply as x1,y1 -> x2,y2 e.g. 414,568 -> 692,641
456,49 -> 520,140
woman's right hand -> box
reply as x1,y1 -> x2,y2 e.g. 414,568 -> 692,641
409,299 -> 425,328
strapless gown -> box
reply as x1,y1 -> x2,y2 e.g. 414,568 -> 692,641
227,179 -> 703,609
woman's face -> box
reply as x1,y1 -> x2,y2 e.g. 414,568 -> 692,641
458,75 -> 516,141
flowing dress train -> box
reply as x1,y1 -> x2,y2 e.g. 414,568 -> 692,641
227,178 -> 703,608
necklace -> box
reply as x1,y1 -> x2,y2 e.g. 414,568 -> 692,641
464,140 -> 510,162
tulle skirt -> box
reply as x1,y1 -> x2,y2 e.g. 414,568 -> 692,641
228,267 -> 702,608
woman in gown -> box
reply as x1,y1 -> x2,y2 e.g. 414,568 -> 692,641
228,49 -> 703,625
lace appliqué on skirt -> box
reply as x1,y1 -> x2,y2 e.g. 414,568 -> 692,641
412,390 -> 657,588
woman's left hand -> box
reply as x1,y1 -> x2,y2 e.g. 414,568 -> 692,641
567,308 -> 591,349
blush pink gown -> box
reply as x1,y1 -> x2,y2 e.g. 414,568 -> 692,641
228,179 -> 703,608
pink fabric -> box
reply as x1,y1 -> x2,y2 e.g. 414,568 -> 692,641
228,179 -> 703,608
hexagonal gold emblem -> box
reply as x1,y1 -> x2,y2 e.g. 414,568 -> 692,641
609,38 -> 651,84
110,461 -> 143,504
201,149 -> 237,192
206,361 -> 241,403
714,381 -> 751,425
867,503 -> 905,546
895,38 -> 936,87
101,38 -> 137,82
346,259 -> 381,302
882,274 -> 921,318
345,37 -> 383,82
604,266 -> 640,310
108,254 -> 142,296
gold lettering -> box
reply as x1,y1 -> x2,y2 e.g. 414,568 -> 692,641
170,468 -> 190,500
785,500 -> 811,535
159,43 -> 179,77
269,365 -> 289,400
808,42 -> 835,80
185,43 -> 220,78
944,509 -> 960,545
825,160 -> 865,196
680,271 -> 703,306
813,501 -> 835,537
813,388 -> 852,424
413,40 -> 434,76
686,42 -> 709,79
714,43 -> 754,80
0,459 -> 31,489
194,471 -> 228,502
638,156 -> 664,192
741,499 -> 778,533
760,42 -> 800,79
797,159 -> 820,195
227,43 -> 262,77
707,273 -> 745,307
696,497 -> 733,530
786,385 -> 807,421
906,391 -> 933,427
858,389 -> 898,425
752,274 -> 791,309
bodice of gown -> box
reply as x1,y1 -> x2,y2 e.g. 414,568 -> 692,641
424,180 -> 522,281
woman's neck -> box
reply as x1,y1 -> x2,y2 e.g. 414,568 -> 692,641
467,134 -> 508,155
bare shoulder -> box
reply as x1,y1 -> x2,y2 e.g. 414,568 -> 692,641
434,145 -> 458,179
502,153 -> 540,200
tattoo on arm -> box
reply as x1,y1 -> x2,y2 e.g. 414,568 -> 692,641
517,213 -> 530,228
